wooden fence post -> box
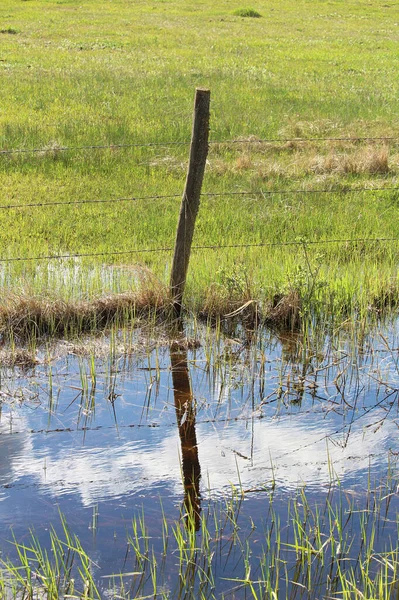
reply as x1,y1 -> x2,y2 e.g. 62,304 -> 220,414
170,88 -> 210,316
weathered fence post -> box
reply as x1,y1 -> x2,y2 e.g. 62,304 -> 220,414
170,88 -> 210,316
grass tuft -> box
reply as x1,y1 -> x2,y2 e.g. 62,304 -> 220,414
233,7 -> 262,18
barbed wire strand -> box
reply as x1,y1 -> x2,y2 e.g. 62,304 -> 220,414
0,237 -> 398,264
0,193 -> 181,210
0,141 -> 190,155
0,402 -> 391,438
0,247 -> 174,263
0,407 -> 396,492
1,186 -> 398,211
210,136 -> 399,145
1,136 -> 398,156
203,186 -> 399,198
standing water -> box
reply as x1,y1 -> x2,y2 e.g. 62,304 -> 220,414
0,319 -> 399,598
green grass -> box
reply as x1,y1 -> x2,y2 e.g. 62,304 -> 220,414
1,0 -> 399,334
233,8 -> 262,17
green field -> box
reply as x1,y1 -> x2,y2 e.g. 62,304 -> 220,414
1,0 -> 399,333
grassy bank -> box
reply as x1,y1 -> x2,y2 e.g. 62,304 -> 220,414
1,0 -> 399,335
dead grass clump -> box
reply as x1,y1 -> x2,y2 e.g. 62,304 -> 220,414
0,348 -> 39,369
310,146 -> 390,175
0,285 -> 170,341
207,159 -> 230,176
257,161 -> 286,179
200,288 -> 260,331
235,153 -> 253,171
264,291 -> 301,330
360,146 -> 390,173
62,337 -> 145,358
134,266 -> 170,308
37,141 -> 65,160
201,286 -> 244,319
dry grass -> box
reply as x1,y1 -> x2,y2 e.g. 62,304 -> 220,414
0,282 -> 170,341
235,153 -> 253,171
169,337 -> 202,351
209,137 -> 396,181
59,337 -> 143,358
256,161 -> 289,179
0,348 -> 39,369
207,158 -> 230,176
201,284 -> 301,332
310,146 -> 390,175
0,260 -> 271,341
37,140 -> 65,160
264,291 -> 302,330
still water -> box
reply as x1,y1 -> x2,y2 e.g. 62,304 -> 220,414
0,321 -> 399,597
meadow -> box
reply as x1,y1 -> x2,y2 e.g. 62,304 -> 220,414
0,0 -> 399,335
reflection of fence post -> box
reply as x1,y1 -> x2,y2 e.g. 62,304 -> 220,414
170,343 -> 201,530
170,88 -> 210,317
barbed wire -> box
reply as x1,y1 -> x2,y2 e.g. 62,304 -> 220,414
1,185 -> 397,211
211,136 -> 399,145
191,238 -> 399,250
203,186 -> 399,198
0,193 -> 181,210
0,237 -> 398,264
0,140 -> 190,155
0,404 -> 390,438
1,135 -> 398,156
0,247 -> 174,263
0,409 -> 396,493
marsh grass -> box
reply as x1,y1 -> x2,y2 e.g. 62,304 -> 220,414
1,513 -> 100,599
117,480 -> 399,599
2,252 -> 398,342
2,480 -> 399,600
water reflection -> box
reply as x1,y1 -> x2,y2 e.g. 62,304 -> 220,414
170,341 -> 201,530
0,323 -> 399,509
1,322 -> 399,597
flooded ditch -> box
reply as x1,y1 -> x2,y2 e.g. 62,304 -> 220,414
1,319 -> 399,598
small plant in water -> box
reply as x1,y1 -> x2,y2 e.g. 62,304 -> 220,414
1,513 -> 100,599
